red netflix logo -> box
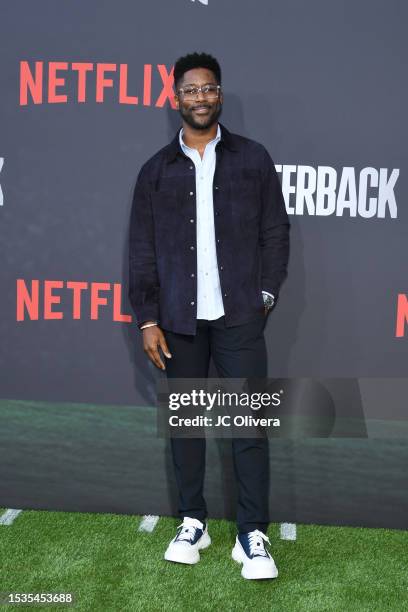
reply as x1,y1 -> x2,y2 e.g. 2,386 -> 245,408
395,294 -> 408,337
19,62 -> 176,107
16,279 -> 132,323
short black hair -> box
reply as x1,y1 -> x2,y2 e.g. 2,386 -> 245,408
173,52 -> 221,91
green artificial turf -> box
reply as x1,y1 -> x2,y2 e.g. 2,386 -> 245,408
0,511 -> 407,612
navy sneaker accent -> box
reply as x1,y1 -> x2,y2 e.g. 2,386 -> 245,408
175,519 -> 205,545
164,517 -> 211,564
238,530 -> 269,558
232,529 -> 278,579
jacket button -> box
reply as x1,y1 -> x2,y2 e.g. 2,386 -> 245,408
190,245 -> 195,250
215,186 -> 219,190
220,266 -> 223,271
215,211 -> 219,216
191,301 -> 195,306
217,239 -> 220,243
190,218 -> 194,223
189,165 -> 193,170
224,293 -> 228,298
191,273 -> 195,277
189,191 -> 194,196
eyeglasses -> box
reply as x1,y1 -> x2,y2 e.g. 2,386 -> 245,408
176,84 -> 221,100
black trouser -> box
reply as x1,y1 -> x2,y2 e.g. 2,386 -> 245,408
163,314 -> 270,534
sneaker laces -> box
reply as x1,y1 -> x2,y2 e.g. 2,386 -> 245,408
175,517 -> 204,543
247,529 -> 271,557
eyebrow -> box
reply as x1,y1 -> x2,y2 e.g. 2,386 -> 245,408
181,82 -> 218,88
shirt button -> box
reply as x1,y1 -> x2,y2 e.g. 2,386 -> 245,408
190,218 -> 194,223
190,245 -> 195,250
190,301 -> 195,306
189,191 -> 194,196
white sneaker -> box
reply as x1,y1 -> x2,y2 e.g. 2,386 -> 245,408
232,529 -> 278,579
164,517 -> 211,565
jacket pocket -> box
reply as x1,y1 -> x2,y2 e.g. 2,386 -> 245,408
151,189 -> 179,246
229,170 -> 261,222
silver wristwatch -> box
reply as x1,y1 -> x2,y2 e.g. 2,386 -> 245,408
262,291 -> 275,310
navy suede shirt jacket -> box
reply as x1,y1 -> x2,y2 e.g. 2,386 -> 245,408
128,122 -> 290,336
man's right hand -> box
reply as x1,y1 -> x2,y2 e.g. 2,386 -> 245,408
142,324 -> 172,370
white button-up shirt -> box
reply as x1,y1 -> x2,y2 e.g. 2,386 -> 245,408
179,123 -> 225,320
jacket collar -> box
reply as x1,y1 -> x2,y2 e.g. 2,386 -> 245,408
165,121 -> 238,163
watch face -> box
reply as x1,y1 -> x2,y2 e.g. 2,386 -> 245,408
263,294 -> 274,308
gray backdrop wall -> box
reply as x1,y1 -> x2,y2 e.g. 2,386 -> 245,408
1,0 -> 407,529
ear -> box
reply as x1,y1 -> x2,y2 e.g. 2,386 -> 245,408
174,94 -> 180,110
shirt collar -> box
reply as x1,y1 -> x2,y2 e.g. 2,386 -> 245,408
179,122 -> 221,152
166,121 -> 238,163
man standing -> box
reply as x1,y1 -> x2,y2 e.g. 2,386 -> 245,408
128,52 -> 290,580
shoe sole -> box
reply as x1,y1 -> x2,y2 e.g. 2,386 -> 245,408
164,532 -> 211,565
231,543 -> 279,579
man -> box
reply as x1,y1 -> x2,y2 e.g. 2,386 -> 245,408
128,52 -> 290,580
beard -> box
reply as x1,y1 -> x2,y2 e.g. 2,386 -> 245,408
179,100 -> 223,131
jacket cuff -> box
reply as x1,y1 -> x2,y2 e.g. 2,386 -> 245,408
261,280 -> 280,300
133,304 -> 160,329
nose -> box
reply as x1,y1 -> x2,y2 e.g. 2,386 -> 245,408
195,87 -> 206,102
